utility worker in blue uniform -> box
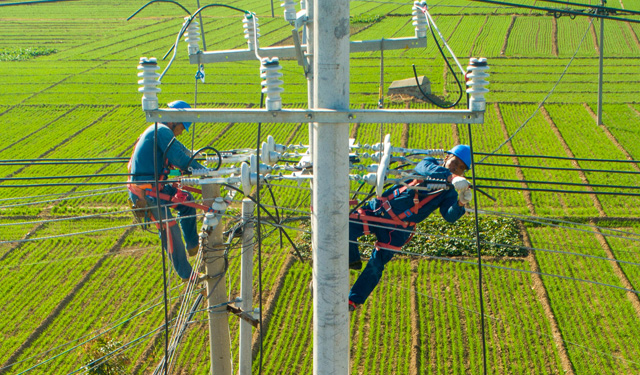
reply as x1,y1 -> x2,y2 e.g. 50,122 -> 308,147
348,145 -> 473,311
127,100 -> 204,282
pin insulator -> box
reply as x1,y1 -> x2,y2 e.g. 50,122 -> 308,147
465,57 -> 490,112
281,0 -> 297,22
243,13 -> 260,51
137,57 -> 161,111
260,57 -> 284,111
183,17 -> 201,55
412,1 -> 428,38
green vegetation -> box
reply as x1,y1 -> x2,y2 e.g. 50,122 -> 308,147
1,0 -> 640,374
0,47 -> 56,61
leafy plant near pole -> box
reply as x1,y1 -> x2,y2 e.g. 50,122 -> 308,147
298,215 -> 525,259
0,47 -> 56,61
82,336 -> 130,375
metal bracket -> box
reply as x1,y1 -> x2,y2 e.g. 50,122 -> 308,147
227,304 -> 259,327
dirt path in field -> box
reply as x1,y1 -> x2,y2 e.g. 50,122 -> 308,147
552,18 -> 559,56
630,104 -> 640,118
452,122 -> 460,144
582,103 -> 640,172
500,15 -> 517,56
401,103 -> 410,149
350,104 -> 366,139
0,227 -> 134,374
469,15 -> 489,57
131,298 -> 184,375
627,23 -> 640,49
409,260 -> 421,375
590,22 -> 600,53
590,220 -> 640,318
519,223 -> 576,375
494,103 -> 536,215
1,105 -> 120,180
541,106 -> 606,217
251,253 -> 296,359
0,220 -> 47,262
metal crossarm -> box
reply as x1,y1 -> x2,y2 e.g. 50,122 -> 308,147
145,108 -> 484,124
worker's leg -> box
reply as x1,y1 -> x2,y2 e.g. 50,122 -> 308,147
348,220 -> 365,267
348,245 -> 395,305
175,191 -> 199,251
147,195 -> 194,280
348,225 -> 411,305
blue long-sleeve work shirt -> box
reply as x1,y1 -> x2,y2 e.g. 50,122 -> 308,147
130,124 -> 204,183
367,157 -> 465,224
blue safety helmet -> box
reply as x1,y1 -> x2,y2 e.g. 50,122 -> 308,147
446,144 -> 472,169
167,100 -> 192,131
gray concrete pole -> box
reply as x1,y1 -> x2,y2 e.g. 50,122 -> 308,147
597,16 -> 604,126
312,0 -> 350,373
238,198 -> 255,375
201,184 -> 232,375
305,0 -> 315,159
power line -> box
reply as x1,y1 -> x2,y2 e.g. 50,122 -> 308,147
474,152 -> 640,164
475,185 -> 640,197
476,162 -> 640,175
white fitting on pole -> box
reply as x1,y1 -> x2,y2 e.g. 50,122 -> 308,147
312,0 -> 350,373
238,198 -> 255,375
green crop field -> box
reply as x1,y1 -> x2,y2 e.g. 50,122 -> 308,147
1,0 -> 640,374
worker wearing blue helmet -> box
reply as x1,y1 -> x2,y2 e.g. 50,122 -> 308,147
346,144 -> 473,311
127,100 -> 205,282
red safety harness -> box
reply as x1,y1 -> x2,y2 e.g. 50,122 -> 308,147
126,140 -> 209,254
349,179 -> 444,238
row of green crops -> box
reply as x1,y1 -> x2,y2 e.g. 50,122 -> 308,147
528,226 -> 640,375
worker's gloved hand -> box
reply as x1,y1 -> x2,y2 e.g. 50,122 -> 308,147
451,176 -> 470,193
459,189 -> 473,205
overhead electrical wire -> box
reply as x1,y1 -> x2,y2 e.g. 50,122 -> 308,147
474,152 -> 640,164
476,161 -> 640,175
478,19 -> 592,162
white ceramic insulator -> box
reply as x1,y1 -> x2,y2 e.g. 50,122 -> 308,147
202,212 -> 219,231
137,57 -> 161,111
412,1 -> 428,39
261,58 -> 284,111
212,197 -> 227,212
183,17 -> 201,55
189,168 -> 210,176
281,0 -> 297,22
466,57 -> 490,112
243,14 -> 260,51
180,177 -> 199,186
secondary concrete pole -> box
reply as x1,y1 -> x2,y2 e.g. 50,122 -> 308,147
306,0 -> 315,159
597,15 -> 604,126
312,0 -> 350,373
201,184 -> 232,375
238,198 -> 255,375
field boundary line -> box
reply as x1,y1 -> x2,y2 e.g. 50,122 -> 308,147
519,222 -> 576,375
590,219 -> 640,319
0,226 -> 134,374
582,103 -> 640,172
500,15 -> 516,56
2,105 -> 121,181
251,253 -> 296,360
468,15 -> 489,57
0,105 -> 79,155
408,259 -> 420,375
0,221 -> 46,263
626,22 -> 640,50
552,17 -> 559,56
590,22 -> 599,53
131,296 -> 183,375
629,104 -> 640,118
401,103 -> 410,149
17,62 -> 109,105
495,103 -> 536,215
540,105 -> 606,217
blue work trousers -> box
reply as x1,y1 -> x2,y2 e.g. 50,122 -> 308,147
348,211 -> 413,305
130,185 -> 199,280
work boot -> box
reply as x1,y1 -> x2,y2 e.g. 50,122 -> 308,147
187,246 -> 199,257
349,260 -> 363,270
348,300 -> 360,312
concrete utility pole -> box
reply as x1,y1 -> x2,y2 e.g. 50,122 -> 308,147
201,184 -> 232,375
311,0 -> 350,374
238,198 -> 255,375
597,10 -> 605,126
